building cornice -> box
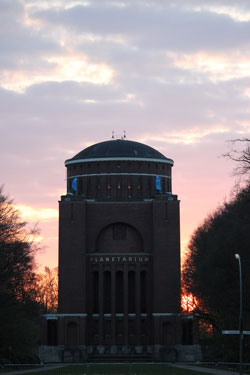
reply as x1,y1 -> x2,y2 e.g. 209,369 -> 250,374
65,157 -> 174,166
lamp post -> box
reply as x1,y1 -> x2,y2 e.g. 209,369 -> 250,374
235,254 -> 243,375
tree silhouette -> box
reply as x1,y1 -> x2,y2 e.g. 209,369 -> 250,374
0,187 -> 41,363
182,184 -> 250,332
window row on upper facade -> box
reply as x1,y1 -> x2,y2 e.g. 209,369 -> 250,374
67,174 -> 172,199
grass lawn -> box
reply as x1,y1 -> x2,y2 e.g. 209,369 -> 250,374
7,364 -> 216,375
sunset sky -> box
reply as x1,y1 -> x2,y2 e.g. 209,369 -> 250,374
1,0 -> 249,271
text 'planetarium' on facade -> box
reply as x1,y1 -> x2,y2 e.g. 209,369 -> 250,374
39,138 -> 201,363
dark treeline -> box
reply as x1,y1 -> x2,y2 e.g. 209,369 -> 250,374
182,139 -> 250,361
183,185 -> 250,327
0,188 -> 57,364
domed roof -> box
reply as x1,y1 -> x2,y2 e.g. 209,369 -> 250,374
65,139 -> 173,165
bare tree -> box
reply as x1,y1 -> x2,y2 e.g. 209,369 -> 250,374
35,267 -> 58,313
224,138 -> 250,176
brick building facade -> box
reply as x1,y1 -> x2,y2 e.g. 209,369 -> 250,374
39,139 -> 201,362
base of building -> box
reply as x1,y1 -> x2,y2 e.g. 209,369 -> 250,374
39,344 -> 202,363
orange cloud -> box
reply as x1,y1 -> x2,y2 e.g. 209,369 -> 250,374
14,205 -> 58,222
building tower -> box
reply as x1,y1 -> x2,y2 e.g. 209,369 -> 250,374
40,139 -> 200,362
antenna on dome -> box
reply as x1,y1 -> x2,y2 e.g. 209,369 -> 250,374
112,131 -> 114,140
123,130 -> 126,139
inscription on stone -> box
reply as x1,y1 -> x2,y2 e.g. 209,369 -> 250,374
89,255 -> 150,263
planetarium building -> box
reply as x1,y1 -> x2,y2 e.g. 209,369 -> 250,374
40,138 -> 200,362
